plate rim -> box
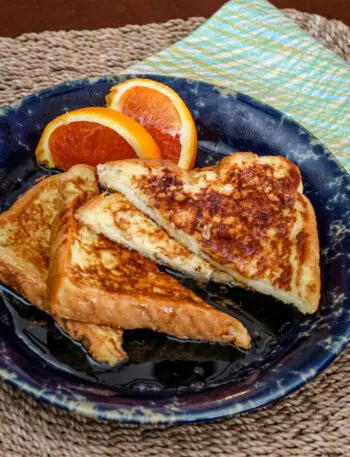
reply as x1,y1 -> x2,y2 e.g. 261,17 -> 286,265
0,73 -> 349,424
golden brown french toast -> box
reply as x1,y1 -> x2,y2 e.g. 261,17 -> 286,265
77,192 -> 232,283
98,153 -> 320,314
47,176 -> 250,348
0,166 -> 126,365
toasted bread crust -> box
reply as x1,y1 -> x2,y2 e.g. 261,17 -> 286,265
294,194 -> 320,312
48,188 -> 250,348
98,153 -> 320,313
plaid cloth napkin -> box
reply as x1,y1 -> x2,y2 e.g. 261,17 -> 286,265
127,0 -> 350,172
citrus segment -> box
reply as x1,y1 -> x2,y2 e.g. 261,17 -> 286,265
49,121 -> 138,170
106,79 -> 197,170
146,127 -> 181,163
35,107 -> 161,171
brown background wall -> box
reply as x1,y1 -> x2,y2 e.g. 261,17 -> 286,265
0,0 -> 349,37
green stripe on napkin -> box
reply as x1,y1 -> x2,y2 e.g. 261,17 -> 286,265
127,0 -> 350,172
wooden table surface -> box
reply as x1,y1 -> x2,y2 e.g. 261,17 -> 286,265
0,0 -> 349,37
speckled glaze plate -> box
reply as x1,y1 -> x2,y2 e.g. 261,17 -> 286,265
0,75 -> 349,424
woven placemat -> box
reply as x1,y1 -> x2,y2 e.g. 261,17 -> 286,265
0,10 -> 349,457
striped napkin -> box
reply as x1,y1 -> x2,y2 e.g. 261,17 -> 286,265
127,0 -> 350,172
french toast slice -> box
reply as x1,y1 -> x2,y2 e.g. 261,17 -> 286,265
98,153 -> 320,314
47,175 -> 250,348
0,166 -> 126,365
77,192 -> 232,283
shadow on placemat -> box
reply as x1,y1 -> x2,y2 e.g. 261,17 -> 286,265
0,10 -> 349,457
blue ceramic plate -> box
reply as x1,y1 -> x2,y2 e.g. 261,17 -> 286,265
0,75 -> 349,424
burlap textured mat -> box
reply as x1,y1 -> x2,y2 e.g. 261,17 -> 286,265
0,10 -> 349,457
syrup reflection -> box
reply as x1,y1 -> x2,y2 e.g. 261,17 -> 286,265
124,330 -> 242,363
124,330 -> 243,389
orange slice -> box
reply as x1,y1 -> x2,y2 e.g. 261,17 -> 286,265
35,107 -> 161,170
106,78 -> 197,170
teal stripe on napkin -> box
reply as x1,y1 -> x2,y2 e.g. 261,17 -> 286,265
126,0 -> 350,172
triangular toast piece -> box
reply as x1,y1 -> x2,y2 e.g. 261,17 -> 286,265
98,153 -> 320,314
47,173 -> 250,348
77,192 -> 232,283
0,166 -> 126,365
